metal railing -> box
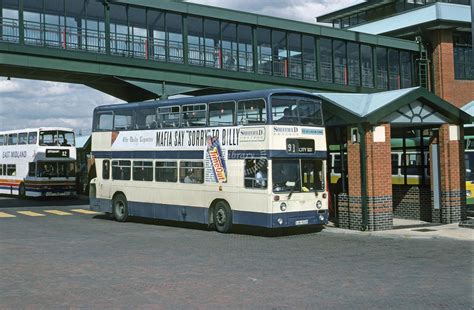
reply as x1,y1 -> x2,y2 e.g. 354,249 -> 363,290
0,17 -> 19,43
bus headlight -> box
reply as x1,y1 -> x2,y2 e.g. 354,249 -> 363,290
280,202 -> 287,211
316,200 -> 322,209
467,190 -> 471,197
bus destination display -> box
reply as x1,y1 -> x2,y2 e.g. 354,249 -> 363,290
286,139 -> 315,154
46,149 -> 70,158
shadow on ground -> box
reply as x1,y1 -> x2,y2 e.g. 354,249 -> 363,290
0,194 -> 89,209
92,214 -> 325,238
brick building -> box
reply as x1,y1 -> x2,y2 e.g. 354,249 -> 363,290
315,0 -> 473,230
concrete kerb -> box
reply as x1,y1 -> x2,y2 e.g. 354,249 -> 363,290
323,222 -> 474,241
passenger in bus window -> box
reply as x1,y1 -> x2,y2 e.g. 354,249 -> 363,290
184,169 -> 194,183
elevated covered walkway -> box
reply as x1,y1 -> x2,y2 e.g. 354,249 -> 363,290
0,0 -> 421,101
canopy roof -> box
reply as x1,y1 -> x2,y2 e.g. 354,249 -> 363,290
316,87 -> 471,126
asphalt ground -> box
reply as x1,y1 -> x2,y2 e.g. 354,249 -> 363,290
0,195 -> 472,309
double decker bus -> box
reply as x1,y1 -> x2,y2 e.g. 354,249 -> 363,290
0,127 -> 77,197
89,89 -> 329,233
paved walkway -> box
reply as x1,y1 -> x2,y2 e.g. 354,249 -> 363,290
326,218 -> 474,241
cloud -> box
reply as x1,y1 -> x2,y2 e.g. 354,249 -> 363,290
186,0 -> 364,23
0,79 -> 121,136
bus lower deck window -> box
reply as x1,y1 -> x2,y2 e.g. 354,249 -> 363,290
155,161 -> 178,183
6,165 -> 16,176
112,160 -> 131,180
244,159 -> 268,188
180,161 -> 204,184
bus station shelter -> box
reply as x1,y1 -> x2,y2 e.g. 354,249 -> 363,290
316,87 -> 471,231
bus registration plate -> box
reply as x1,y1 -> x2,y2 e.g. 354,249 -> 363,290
295,219 -> 309,226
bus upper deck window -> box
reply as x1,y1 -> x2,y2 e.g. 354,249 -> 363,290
114,111 -> 133,131
18,133 -> 28,145
158,106 -> 180,128
135,108 -> 158,130
8,133 -> 18,145
237,99 -> 266,125
182,104 -> 207,127
0,135 -> 4,146
28,132 -> 37,144
97,113 -> 113,131
208,101 -> 236,126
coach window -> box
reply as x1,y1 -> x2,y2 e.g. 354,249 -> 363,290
97,112 -> 113,131
135,108 -> 158,130
155,161 -> 178,182
0,135 -> 4,146
6,164 -> 16,176
180,161 -> 204,184
18,133 -> 27,145
114,110 -> 133,131
133,161 -> 153,181
28,132 -> 37,144
237,99 -> 267,125
182,104 -> 207,127
244,159 -> 268,189
208,101 -> 235,126
158,106 -> 180,128
112,160 -> 131,180
102,160 -> 110,180
8,133 -> 17,145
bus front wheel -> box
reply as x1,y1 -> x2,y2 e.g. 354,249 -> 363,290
214,201 -> 233,233
113,193 -> 129,222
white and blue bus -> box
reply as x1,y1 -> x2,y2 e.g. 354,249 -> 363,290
89,89 -> 328,233
0,127 -> 77,197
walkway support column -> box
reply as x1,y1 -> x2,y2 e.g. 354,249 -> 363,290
338,123 -> 393,231
436,124 -> 467,223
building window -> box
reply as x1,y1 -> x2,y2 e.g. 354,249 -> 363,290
347,42 -> 361,87
388,49 -> 400,89
361,44 -> 374,88
288,33 -> 302,79
238,24 -> 253,72
333,40 -> 347,85
272,30 -> 287,77
155,161 -> 178,182
454,32 -> 474,80
244,159 -> 268,189
319,37 -> 333,83
180,161 -> 204,184
376,47 -> 388,90
257,27 -> 272,75
400,51 -> 414,88
302,35 -> 316,81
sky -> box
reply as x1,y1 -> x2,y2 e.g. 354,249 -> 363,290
0,0 -> 363,136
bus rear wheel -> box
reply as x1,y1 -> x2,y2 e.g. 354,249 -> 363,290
19,183 -> 26,198
213,201 -> 233,233
113,193 -> 129,222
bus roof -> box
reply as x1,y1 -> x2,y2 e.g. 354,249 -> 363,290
93,89 -> 320,113
0,127 -> 74,135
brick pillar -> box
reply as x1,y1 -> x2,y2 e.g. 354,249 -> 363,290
436,124 -> 466,223
338,124 -> 393,231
